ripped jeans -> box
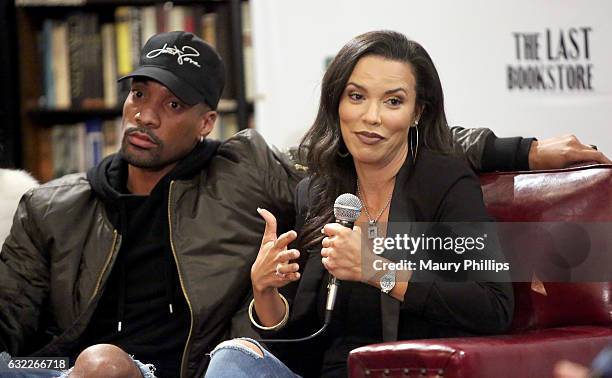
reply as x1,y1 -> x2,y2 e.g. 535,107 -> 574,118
204,338 -> 300,378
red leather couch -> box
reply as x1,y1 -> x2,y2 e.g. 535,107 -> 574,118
348,164 -> 612,378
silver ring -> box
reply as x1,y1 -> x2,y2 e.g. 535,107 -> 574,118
275,263 -> 285,277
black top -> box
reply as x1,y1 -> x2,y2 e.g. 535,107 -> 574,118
260,149 -> 514,377
78,193 -> 190,378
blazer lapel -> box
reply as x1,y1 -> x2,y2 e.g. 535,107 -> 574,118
380,159 -> 415,342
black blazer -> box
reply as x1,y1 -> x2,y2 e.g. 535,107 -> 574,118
260,148 -> 514,377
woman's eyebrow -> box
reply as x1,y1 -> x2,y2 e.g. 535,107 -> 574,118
384,87 -> 408,95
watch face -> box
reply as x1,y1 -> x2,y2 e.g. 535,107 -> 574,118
381,272 -> 395,292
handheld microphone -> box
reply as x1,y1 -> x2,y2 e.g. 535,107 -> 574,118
325,193 -> 362,324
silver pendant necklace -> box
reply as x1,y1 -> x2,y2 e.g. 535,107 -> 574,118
356,180 -> 393,239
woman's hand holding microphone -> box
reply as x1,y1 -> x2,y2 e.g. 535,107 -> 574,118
320,223 -> 364,282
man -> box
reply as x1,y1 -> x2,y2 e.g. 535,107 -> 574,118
1,31 -> 299,378
0,31 -> 609,378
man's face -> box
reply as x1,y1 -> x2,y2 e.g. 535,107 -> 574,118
119,79 -> 215,170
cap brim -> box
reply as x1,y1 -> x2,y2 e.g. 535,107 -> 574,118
118,66 -> 204,106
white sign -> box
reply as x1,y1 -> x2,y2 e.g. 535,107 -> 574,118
251,0 -> 612,156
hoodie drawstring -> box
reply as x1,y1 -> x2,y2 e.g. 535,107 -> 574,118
117,201 -> 128,332
164,251 -> 175,316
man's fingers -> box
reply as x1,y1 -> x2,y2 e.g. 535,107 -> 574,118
258,208 -> 278,247
588,150 -> 612,164
569,148 -> 612,165
564,135 -> 611,164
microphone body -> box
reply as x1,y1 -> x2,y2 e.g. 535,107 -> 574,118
326,194 -> 362,323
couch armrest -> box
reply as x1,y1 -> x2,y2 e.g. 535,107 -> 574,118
348,326 -> 612,378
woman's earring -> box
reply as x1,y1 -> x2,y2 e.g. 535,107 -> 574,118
409,121 -> 419,163
199,135 -> 204,143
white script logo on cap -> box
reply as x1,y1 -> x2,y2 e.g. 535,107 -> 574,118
146,43 -> 201,68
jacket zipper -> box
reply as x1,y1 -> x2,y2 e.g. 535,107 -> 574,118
89,229 -> 120,302
168,181 -> 194,378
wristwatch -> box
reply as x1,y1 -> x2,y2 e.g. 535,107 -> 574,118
380,270 -> 396,294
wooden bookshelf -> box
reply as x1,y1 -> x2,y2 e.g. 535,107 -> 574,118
13,0 -> 251,182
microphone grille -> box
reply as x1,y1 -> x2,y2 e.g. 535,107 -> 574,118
334,193 -> 362,223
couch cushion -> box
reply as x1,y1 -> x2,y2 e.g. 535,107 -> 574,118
479,164 -> 612,331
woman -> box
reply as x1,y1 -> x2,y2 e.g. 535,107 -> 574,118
206,30 -> 513,377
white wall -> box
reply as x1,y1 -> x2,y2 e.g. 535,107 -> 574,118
251,0 -> 611,156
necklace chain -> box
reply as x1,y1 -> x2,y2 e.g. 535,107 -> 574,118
356,180 -> 393,224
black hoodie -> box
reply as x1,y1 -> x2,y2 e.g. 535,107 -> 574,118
81,140 -> 220,378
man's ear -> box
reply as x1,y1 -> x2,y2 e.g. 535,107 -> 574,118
199,110 -> 218,139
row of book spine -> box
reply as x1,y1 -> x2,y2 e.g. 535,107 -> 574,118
46,113 -> 239,179
38,3 -> 253,110
50,118 -> 121,178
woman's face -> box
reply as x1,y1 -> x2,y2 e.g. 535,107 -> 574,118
338,55 -> 420,167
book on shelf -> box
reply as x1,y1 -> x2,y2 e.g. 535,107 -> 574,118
51,20 -> 71,108
168,5 -> 186,33
40,19 -> 55,107
102,118 -> 122,157
101,23 -> 118,108
85,118 -> 104,168
49,117 -> 121,179
128,7 -> 142,71
214,4 -> 235,99
115,6 -> 133,103
242,2 -> 255,101
67,12 -> 105,109
201,12 -> 217,47
140,6 -> 157,44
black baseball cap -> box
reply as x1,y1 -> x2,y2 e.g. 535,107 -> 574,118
119,31 -> 225,109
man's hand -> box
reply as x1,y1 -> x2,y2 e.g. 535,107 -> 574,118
529,135 -> 612,170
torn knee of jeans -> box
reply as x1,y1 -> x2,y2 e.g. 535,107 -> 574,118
210,339 -> 264,359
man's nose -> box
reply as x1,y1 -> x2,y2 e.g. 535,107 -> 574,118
134,106 -> 160,128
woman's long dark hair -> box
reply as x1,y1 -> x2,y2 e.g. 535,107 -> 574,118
298,30 -> 453,251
